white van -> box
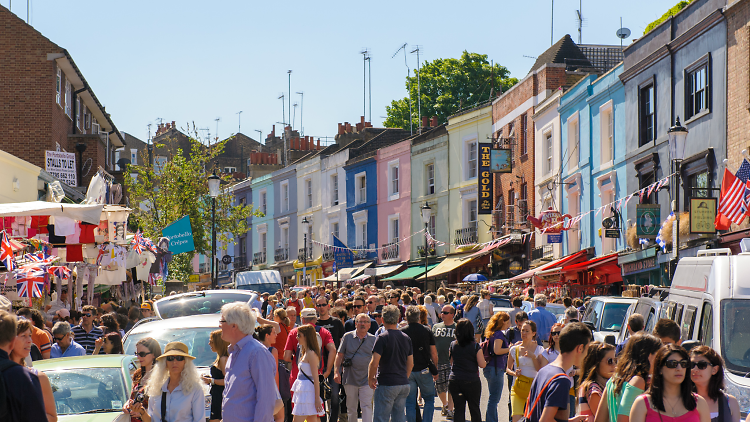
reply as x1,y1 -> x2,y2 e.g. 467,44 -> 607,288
663,247 -> 750,414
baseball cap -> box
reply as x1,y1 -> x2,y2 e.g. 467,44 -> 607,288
140,302 -> 153,311
300,308 -> 317,318
56,309 -> 70,319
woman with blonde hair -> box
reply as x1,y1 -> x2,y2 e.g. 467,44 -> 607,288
273,308 -> 292,356
462,294 -> 482,342
9,318 -> 57,422
201,330 -> 229,422
131,342 -> 205,422
484,311 -> 511,422
291,324 -> 324,422
124,337 -> 162,422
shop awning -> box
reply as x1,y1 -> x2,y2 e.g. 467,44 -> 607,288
319,262 -> 373,282
508,250 -> 588,282
382,264 -> 438,281
416,254 -> 476,280
462,236 -> 513,261
0,201 -> 104,224
561,253 -> 620,273
368,264 -> 405,277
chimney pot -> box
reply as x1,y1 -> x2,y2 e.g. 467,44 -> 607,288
356,122 -> 363,132
422,116 -> 429,128
171,121 -> 175,128
272,125 -> 276,136
338,123 -> 344,135
431,116 -> 439,127
317,139 -> 321,150
361,116 -> 365,125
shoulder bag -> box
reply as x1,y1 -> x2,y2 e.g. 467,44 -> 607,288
518,373 -> 569,422
511,347 -> 535,399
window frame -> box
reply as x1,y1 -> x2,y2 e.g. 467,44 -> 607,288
467,140 -> 478,180
305,178 -> 313,209
388,160 -> 400,200
331,173 -> 339,206
56,67 -> 62,106
426,163 -> 435,196
545,130 -> 554,175
566,113 -> 580,171
260,190 -> 267,215
520,114 -> 528,155
638,77 -> 656,147
600,100 -> 614,166
355,172 -> 367,205
64,79 -> 72,117
280,181 -> 289,212
684,54 -> 711,121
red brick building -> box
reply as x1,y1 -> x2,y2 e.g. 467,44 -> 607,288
0,6 -> 124,188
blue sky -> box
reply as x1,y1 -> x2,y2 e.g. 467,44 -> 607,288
12,0 -> 677,145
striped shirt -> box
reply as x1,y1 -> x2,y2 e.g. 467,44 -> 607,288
71,324 -> 103,354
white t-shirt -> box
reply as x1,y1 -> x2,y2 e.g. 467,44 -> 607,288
509,344 -> 544,378
478,299 -> 494,320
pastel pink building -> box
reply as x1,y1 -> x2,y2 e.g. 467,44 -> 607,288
376,139 -> 411,264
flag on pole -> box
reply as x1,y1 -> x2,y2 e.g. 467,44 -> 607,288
715,168 -> 750,229
1,231 -> 16,272
16,267 -> 45,298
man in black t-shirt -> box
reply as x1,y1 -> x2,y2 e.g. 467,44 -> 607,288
316,297 -> 344,422
401,306 -> 438,422
369,305 -> 413,422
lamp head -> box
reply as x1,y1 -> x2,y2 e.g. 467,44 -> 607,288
421,202 -> 432,225
207,171 -> 221,198
301,216 -> 310,226
668,117 -> 689,161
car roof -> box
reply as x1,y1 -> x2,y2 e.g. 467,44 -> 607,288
545,304 -> 566,308
154,289 -> 256,305
590,296 -> 638,304
127,313 -> 221,335
32,354 -> 135,371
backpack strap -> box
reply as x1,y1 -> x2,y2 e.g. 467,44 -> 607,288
523,373 -> 569,419
161,391 -> 168,422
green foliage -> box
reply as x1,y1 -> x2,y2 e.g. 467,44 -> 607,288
384,51 -> 518,130
123,129 -> 259,282
644,1 -> 692,34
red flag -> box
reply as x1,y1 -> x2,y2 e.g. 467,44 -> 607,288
715,169 -> 750,230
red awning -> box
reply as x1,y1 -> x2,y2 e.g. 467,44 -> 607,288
560,253 -> 622,285
508,250 -> 588,282
462,236 -> 513,261
561,253 -> 619,272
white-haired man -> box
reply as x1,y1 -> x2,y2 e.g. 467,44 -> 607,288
220,302 -> 277,422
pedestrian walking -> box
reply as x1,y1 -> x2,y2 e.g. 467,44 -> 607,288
433,305 -> 457,418
369,304 -> 414,422
577,342 -> 615,420
335,313 -> 377,422
424,295 -> 439,326
71,305 -> 103,354
291,325 -> 325,422
595,333 -> 662,422
402,305 -> 438,422
507,320 -> 544,422
629,344 -> 711,422
462,295 -> 483,343
689,346 -> 740,422
316,297 -> 345,422
8,317 -> 57,422
50,321 -> 86,358
483,312 -> 511,422
220,302 -> 278,422
448,318 -> 487,422
201,330 -> 229,422
528,294 -> 557,344
124,337 -> 162,422
615,314 -> 644,356
131,342 -> 205,422
478,290 -> 494,330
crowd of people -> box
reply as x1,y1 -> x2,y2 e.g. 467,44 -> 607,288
0,283 -> 746,422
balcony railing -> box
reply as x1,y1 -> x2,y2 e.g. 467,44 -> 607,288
234,255 -> 248,269
352,246 -> 376,261
253,251 -> 267,265
454,227 -> 478,246
381,242 -> 399,261
516,199 -> 529,224
531,244 -> 554,261
417,245 -> 437,257
298,247 -> 312,262
322,245 -> 335,262
274,247 -> 289,262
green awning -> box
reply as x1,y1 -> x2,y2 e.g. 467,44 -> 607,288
382,264 -> 438,281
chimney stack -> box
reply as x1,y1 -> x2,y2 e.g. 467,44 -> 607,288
356,122 -> 363,132
317,139 -> 321,150
431,116 -> 439,127
338,123 -> 344,135
271,125 -> 276,138
422,116 -> 429,128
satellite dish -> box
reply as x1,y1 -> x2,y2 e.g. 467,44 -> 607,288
616,27 -> 631,39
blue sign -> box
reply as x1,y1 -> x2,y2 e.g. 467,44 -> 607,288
332,235 -> 353,270
547,234 -> 563,244
161,216 -> 195,255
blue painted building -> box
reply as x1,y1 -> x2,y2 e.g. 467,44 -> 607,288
250,174 -> 274,269
344,153 -> 378,263
271,165 -> 297,284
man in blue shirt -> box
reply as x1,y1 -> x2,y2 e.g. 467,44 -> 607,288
50,321 -> 86,358
528,294 -> 557,344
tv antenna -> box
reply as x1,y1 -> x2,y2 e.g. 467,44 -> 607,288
293,103 -> 299,130
411,46 -> 422,133
393,43 -> 413,135
214,117 -> 221,142
236,111 -> 243,133
278,94 -> 286,126
360,49 -> 369,122
199,128 -> 210,144
296,92 -> 304,136
575,0 -> 584,44
616,18 -> 631,49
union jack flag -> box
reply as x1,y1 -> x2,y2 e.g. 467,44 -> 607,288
1,231 -> 16,272
47,265 -> 71,280
24,251 -> 46,262
148,273 -> 162,286
16,268 -> 45,298
132,231 -> 158,255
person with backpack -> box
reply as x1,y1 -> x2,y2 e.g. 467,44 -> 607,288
334,313 -> 376,422
432,304 -> 457,419
0,310 -> 48,422
401,305 -> 438,422
523,322 -> 592,422
483,311 -> 511,422
448,318 -> 487,422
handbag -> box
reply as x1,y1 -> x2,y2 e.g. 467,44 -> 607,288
517,373 -> 569,422
512,347 -> 534,399
474,310 -> 484,335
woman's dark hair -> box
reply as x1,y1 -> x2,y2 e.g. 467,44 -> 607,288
523,320 -> 537,334
580,341 -> 615,395
103,332 -> 123,354
690,345 -> 725,401
613,332 -> 662,395
455,319 -> 475,347
547,323 -> 564,351
254,324 -> 275,342
133,337 -> 162,384
101,312 -> 119,334
648,344 -> 696,412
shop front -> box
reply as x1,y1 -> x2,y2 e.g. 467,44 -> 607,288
558,253 -> 623,297
292,256 -> 323,286
416,252 -> 489,289
277,263 -> 296,286
618,247 -> 668,287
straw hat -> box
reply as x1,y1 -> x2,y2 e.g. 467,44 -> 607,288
157,341 -> 195,361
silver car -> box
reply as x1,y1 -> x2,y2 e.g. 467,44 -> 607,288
153,289 -> 259,319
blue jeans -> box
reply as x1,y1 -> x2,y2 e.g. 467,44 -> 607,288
483,366 -> 506,422
374,384 -> 410,422
407,371 -> 436,422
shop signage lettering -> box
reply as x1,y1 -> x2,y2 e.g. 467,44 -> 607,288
622,257 -> 658,275
509,260 -> 523,275
690,197 -> 716,234
45,151 -> 77,186
161,215 -> 195,254
478,143 -> 493,214
547,234 -> 562,243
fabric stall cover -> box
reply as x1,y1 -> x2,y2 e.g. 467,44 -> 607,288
0,202 -> 103,225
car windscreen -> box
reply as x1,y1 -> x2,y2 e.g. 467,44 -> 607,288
721,299 -> 750,374
155,292 -> 253,318
490,298 -> 512,308
124,328 -> 217,367
237,283 -> 280,295
599,302 -> 631,332
45,367 -> 128,415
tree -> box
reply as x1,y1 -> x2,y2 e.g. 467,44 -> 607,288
384,51 -> 518,130
123,130 -> 258,282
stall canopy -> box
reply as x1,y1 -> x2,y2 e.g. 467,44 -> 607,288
508,250 -> 589,282
319,262 -> 373,282
0,201 -> 103,224
382,264 -> 438,282
462,236 -> 513,261
368,264 -> 405,277
561,253 -> 623,284
416,254 -> 476,280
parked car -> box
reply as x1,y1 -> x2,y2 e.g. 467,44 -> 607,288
545,304 -> 567,323
489,295 -> 513,314
153,289 -> 258,319
581,296 -> 637,343
35,354 -> 138,421
123,314 -> 219,419
614,288 -> 668,346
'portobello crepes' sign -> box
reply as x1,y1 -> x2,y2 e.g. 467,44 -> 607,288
161,215 -> 195,254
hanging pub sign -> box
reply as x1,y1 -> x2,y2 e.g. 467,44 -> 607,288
636,204 -> 661,238
478,143 -> 493,214
509,260 -> 523,275
490,148 -> 512,173
527,208 -> 572,234
690,197 -> 716,234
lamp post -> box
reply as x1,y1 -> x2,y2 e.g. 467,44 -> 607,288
301,216 -> 310,286
207,171 -> 221,289
667,117 -> 688,264
421,202 -> 432,288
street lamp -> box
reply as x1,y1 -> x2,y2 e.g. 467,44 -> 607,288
667,117 -> 688,263
208,171 -> 221,289
301,216 -> 310,286
421,202 -> 432,288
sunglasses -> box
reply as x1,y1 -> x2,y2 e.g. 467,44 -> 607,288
53,335 -> 65,342
353,305 -> 363,309
219,319 -> 228,323
367,301 -> 375,304
135,351 -> 153,357
551,331 -> 561,336
665,359 -> 689,369
83,313 -> 93,317
691,361 -> 715,370
166,356 -> 185,362
316,304 -> 328,307
441,311 -> 454,315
